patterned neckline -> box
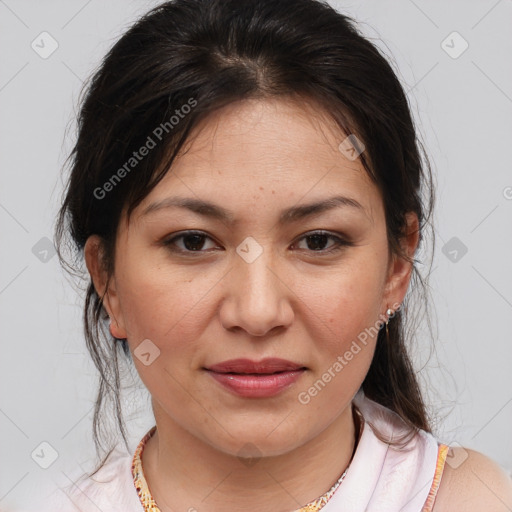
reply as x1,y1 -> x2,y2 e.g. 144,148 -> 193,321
131,405 -> 363,512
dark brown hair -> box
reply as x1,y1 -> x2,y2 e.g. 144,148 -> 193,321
55,0 -> 436,476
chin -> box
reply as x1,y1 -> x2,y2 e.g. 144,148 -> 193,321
206,424 -> 308,460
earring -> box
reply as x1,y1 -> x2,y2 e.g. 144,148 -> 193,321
385,308 -> 393,338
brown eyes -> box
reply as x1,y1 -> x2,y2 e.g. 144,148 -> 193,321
162,230 -> 352,256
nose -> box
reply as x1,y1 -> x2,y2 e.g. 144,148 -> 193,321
219,245 -> 294,337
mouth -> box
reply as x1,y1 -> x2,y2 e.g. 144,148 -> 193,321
204,358 -> 307,374
204,358 -> 307,397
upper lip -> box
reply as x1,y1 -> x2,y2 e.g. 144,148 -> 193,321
205,358 -> 306,374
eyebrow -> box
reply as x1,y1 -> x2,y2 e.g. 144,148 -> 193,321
141,195 -> 365,225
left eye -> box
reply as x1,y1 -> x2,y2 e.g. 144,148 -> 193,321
294,231 -> 349,252
162,230 -> 350,254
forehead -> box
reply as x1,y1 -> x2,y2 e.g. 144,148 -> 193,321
135,96 -> 381,223
174,97 -> 365,179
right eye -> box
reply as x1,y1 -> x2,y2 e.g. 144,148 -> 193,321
162,231 -> 220,254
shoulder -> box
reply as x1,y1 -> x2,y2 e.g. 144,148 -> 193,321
433,447 -> 512,512
41,446 -> 140,512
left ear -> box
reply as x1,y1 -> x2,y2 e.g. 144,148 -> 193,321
382,212 -> 420,309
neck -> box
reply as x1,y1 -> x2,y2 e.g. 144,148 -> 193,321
142,402 -> 361,512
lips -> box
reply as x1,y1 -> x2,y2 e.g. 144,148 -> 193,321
205,358 -> 306,374
204,358 -> 307,398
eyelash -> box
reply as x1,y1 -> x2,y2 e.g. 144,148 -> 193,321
161,230 -> 353,256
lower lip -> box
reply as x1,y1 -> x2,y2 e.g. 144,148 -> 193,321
206,369 -> 306,398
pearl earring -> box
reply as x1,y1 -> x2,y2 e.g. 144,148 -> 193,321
385,307 -> 394,338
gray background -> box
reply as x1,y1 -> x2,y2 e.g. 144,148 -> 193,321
1,0 -> 511,509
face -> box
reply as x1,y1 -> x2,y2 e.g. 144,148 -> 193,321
87,97 -> 416,458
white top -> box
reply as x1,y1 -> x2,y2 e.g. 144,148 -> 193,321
23,391 -> 444,511
323,392 -> 443,511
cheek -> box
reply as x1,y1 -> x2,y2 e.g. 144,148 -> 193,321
294,255 -> 386,353
114,254 -> 205,348
293,263 -> 385,412
115,266 -> 206,398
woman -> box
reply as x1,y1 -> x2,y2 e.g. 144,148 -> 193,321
45,0 -> 512,510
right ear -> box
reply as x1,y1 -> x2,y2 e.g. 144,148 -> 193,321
84,235 -> 127,339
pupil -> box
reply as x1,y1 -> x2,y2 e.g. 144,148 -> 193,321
307,234 -> 328,250
184,234 -> 205,251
